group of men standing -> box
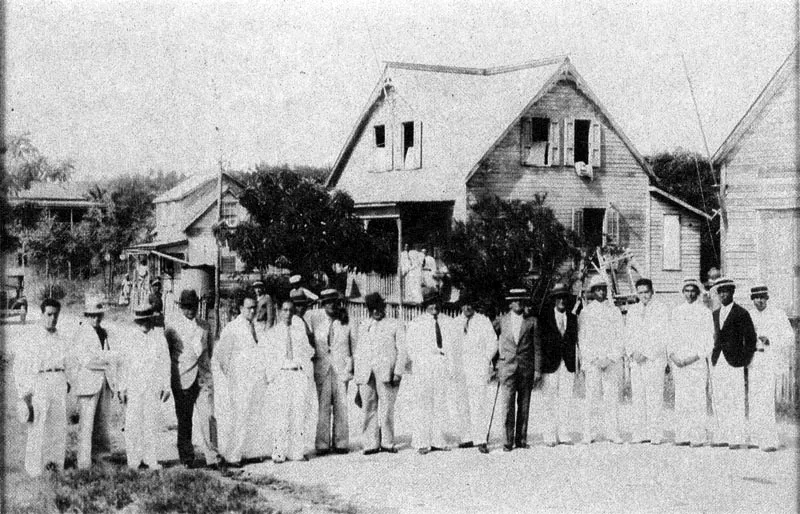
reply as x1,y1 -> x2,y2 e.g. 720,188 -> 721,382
13,271 -> 794,476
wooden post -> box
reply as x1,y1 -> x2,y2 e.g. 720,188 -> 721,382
396,216 -> 403,317
215,165 -> 224,337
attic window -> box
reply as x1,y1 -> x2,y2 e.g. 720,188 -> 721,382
221,199 -> 239,226
402,121 -> 414,159
574,119 -> 591,164
374,125 -> 385,148
521,117 -> 555,166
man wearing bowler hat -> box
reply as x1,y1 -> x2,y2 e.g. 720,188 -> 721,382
496,287 -> 541,451
536,283 -> 579,446
406,288 -> 458,454
119,304 -> 171,469
747,285 -> 793,451
579,275 -> 624,444
353,292 -> 408,454
710,277 -> 757,449
73,295 -> 121,469
148,278 -> 164,327
306,288 -> 353,454
165,289 -> 220,467
13,298 -> 72,476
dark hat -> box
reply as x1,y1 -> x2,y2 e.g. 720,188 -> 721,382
289,289 -> 311,305
133,304 -> 156,322
458,289 -> 476,307
750,285 -> 769,299
505,288 -> 530,302
177,289 -> 200,307
420,288 -> 441,307
319,288 -> 340,305
151,278 -> 162,286
549,283 -> 570,299
364,292 -> 386,312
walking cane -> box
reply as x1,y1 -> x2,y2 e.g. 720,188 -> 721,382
486,381 -> 502,444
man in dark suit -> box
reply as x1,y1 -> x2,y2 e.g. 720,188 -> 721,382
496,288 -> 541,451
535,283 -> 578,446
710,277 -> 757,449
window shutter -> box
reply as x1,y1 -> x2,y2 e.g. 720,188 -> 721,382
549,119 -> 561,166
564,118 -> 575,166
520,118 -> 532,165
571,208 -> 584,238
416,121 -> 423,168
603,205 -> 620,246
590,122 -> 602,168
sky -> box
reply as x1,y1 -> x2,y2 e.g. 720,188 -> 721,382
5,0 -> 797,180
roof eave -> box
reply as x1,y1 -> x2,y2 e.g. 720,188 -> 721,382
649,186 -> 712,220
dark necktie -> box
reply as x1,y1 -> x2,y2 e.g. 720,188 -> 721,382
434,315 -> 442,349
464,316 -> 470,335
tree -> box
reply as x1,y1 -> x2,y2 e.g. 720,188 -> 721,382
442,194 -> 580,315
647,149 -> 720,272
3,133 -> 74,193
226,166 -> 394,280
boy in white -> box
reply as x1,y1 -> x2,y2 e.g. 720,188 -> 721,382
119,305 -> 171,469
668,278 -> 714,446
748,285 -> 794,451
625,278 -> 670,444
263,299 -> 315,462
14,298 -> 71,476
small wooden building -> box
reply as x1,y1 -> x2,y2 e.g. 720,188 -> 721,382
328,57 -> 709,298
712,49 -> 799,316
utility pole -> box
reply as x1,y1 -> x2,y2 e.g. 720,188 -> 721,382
215,161 -> 224,337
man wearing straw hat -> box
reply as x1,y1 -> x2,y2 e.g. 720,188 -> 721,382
13,298 -> 72,476
165,289 -> 220,468
496,287 -> 541,452
73,294 -> 121,469
536,283 -> 579,446
406,288 -> 458,454
669,277 -> 714,446
747,285 -> 794,451
625,278 -> 670,445
306,288 -> 353,455
119,303 -> 171,469
578,275 -> 624,444
354,292 -> 407,455
710,276 -> 757,449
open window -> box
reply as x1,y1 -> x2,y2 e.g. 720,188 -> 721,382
521,117 -> 551,166
565,118 -> 602,168
374,125 -> 385,148
401,121 -> 422,169
571,206 -> 620,249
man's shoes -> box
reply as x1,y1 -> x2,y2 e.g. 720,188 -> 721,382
728,444 -> 745,450
609,435 -> 624,445
761,446 -> 778,453
431,446 -> 450,452
544,441 -> 557,448
331,447 -> 349,455
478,444 -> 489,454
363,448 -> 381,456
273,455 -> 286,463
44,462 -> 59,472
290,455 -> 309,462
502,444 -> 513,452
417,447 -> 431,455
650,438 -> 663,446
225,460 -> 243,468
315,448 -> 331,456
514,442 -> 530,449
458,441 -> 474,449
689,442 -> 705,448
710,442 -> 728,448
674,441 -> 690,446
380,446 -> 398,454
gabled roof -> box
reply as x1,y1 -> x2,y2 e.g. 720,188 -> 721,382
326,56 -> 655,203
182,187 -> 241,231
712,49 -> 797,166
648,186 -> 712,220
153,172 -> 245,203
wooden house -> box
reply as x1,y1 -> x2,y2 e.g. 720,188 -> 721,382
327,56 -> 709,300
712,49 -> 799,317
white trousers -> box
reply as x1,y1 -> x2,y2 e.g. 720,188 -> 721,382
539,366 -> 575,443
273,370 -> 309,460
673,360 -> 709,445
193,385 -> 220,463
25,372 -> 67,477
583,362 -> 621,440
77,381 -> 114,469
224,374 -> 262,463
125,388 -> 162,468
711,363 -> 746,445
315,369 -> 349,450
629,360 -> 665,441
464,381 -> 492,445
748,354 -> 780,449
360,374 -> 399,450
412,356 -> 448,449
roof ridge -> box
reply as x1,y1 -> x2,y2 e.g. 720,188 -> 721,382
384,55 -> 567,76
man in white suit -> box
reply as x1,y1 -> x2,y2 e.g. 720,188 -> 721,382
14,298 -> 72,476
72,295 -> 120,469
306,288 -> 353,455
353,292 -> 407,455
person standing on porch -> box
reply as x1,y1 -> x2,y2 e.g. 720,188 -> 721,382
306,288 -> 353,455
748,285 -> 794,451
710,277 -> 757,449
354,292 -> 407,455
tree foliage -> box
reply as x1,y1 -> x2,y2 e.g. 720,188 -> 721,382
3,133 -> 74,192
442,194 -> 579,314
227,166 -> 393,278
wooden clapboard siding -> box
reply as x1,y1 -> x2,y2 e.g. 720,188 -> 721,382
648,198 -> 702,293
468,81 -> 650,271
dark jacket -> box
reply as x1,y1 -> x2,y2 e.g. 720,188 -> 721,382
538,307 -> 579,374
496,313 -> 541,385
711,303 -> 757,368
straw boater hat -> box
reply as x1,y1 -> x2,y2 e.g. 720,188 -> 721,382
587,275 -> 608,291
682,277 -> 703,292
252,280 -> 265,289
83,295 -> 107,315
505,288 -> 530,302
750,285 -> 769,299
712,277 -> 736,290
133,304 -> 156,323
549,283 -> 571,299
16,399 -> 33,424
151,278 -> 162,287
319,288 -> 340,305
176,289 -> 200,307
289,289 -> 311,305
364,292 -> 386,312
289,275 -> 302,286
